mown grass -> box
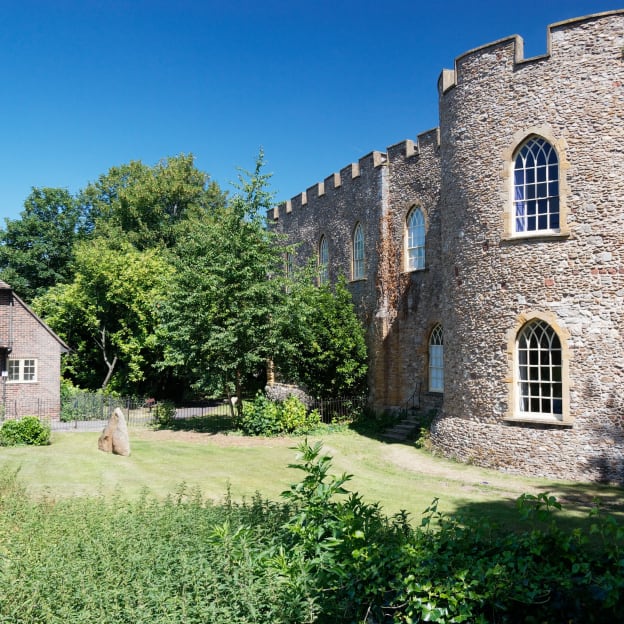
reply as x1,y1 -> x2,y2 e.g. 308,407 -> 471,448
1,428 -> 622,528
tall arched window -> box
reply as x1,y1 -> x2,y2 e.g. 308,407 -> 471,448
429,324 -> 444,392
516,320 -> 562,418
406,207 -> 425,270
318,236 -> 329,285
513,137 -> 559,234
352,223 -> 365,280
285,251 -> 293,280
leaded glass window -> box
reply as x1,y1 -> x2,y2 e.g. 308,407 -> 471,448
513,137 -> 559,234
318,236 -> 329,285
407,207 -> 425,270
352,223 -> 365,280
429,324 -> 444,392
517,320 -> 562,418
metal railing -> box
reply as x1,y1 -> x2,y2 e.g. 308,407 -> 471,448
1,393 -> 368,431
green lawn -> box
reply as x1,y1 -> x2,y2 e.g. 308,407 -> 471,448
1,428 -> 622,526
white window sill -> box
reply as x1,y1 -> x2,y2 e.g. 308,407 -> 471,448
502,230 -> 570,243
503,415 -> 572,427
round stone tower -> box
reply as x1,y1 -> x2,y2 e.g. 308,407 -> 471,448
433,11 -> 624,480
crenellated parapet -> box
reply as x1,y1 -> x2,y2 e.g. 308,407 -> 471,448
438,10 -> 624,96
271,131 -> 440,222
269,9 -> 624,482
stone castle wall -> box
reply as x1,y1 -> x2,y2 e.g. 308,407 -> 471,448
436,11 -> 624,480
271,10 -> 624,481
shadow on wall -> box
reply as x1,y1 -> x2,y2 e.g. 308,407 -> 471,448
586,418 -> 624,486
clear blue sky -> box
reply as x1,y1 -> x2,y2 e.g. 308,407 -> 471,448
1,0 -> 621,222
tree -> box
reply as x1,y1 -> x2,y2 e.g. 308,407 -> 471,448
159,152 -> 287,410
0,188 -> 88,301
278,276 -> 368,398
33,236 -> 173,393
79,154 -> 226,249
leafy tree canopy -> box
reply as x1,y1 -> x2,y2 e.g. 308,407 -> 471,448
0,188 -> 88,301
80,154 -> 226,249
33,236 -> 173,393
278,275 -> 368,398
158,151 -> 286,407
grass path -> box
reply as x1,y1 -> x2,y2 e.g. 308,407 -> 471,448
1,428 -> 621,524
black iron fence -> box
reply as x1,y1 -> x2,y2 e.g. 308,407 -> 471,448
0,392 -> 367,432
309,395 -> 367,424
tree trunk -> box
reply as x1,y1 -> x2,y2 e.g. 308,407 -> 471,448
95,328 -> 118,390
101,355 -> 117,389
235,369 -> 243,418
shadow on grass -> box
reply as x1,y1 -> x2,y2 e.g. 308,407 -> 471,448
448,481 -> 624,535
157,415 -> 238,434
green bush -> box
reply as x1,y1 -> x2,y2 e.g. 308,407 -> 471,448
239,393 -> 284,436
0,442 -> 623,622
280,442 -> 624,622
153,400 -> 177,428
0,416 -> 51,446
239,393 -> 321,436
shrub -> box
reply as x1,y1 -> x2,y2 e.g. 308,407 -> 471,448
0,417 -> 51,446
239,393 -> 321,436
414,409 -> 438,450
239,393 -> 282,436
153,401 -> 177,428
280,442 -> 624,622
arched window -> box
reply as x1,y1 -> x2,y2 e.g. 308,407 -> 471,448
513,137 -> 559,234
406,207 -> 425,270
516,320 -> 562,418
284,251 -> 293,280
352,223 -> 365,280
318,236 -> 329,285
429,324 -> 444,392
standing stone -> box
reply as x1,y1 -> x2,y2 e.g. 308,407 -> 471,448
98,408 -> 131,456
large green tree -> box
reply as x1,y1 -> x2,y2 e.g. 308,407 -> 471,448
33,237 -> 173,393
277,276 -> 368,398
0,188 -> 89,301
80,154 -> 226,249
159,153 -> 288,408
29,154 -> 227,394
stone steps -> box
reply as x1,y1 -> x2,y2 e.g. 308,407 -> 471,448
381,413 -> 423,442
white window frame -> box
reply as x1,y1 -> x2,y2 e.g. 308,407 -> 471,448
513,137 -> 560,236
318,236 -> 329,285
428,325 -> 443,393
352,223 -> 365,280
7,358 -> 37,383
406,207 -> 425,271
516,320 -> 563,420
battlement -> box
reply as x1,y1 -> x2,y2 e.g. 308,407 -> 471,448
272,130 -> 440,222
439,10 -> 624,95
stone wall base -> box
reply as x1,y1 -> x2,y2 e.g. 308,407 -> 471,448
431,415 -> 624,484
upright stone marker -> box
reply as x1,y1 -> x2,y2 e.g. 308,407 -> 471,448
98,408 -> 131,456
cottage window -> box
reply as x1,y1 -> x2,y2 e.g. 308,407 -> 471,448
318,236 -> 329,285
406,207 -> 425,270
8,359 -> 37,383
429,324 -> 443,392
513,137 -> 559,235
516,320 -> 562,419
352,223 -> 365,280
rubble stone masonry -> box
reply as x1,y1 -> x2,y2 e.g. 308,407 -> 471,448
271,11 -> 624,482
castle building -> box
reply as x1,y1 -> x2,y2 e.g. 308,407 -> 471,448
270,11 -> 624,482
